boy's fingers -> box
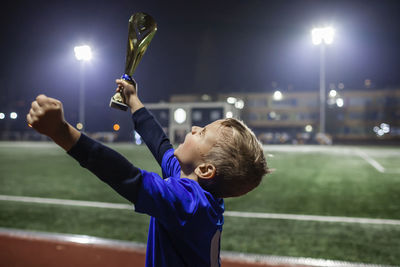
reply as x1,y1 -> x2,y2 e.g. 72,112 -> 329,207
26,113 -> 32,125
35,94 -> 60,108
26,112 -> 38,125
46,96 -> 61,107
35,94 -> 47,106
116,78 -> 135,87
31,101 -> 40,112
28,106 -> 37,118
116,80 -> 128,90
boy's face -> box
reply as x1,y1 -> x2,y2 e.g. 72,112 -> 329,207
174,120 -> 224,172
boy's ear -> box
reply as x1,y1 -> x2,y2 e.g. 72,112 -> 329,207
194,163 -> 216,179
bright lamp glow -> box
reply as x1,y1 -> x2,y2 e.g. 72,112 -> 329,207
380,123 -> 390,133
273,90 -> 283,101
74,45 -> 92,61
311,27 -> 335,45
0,113 -> 5,119
227,97 -> 237,104
174,108 -> 187,124
235,99 -> 244,109
113,124 -> 120,131
336,98 -> 344,107
10,112 -> 18,119
374,123 -> 390,136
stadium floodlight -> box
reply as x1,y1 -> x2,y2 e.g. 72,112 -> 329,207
269,111 -> 277,119
273,90 -> 283,101
329,89 -> 337,98
74,45 -> 92,132
0,113 -> 5,119
174,108 -> 187,124
336,98 -> 344,107
311,27 -> 335,45
226,111 -> 233,118
10,112 -> 18,119
74,45 -> 92,61
312,26 -> 335,134
235,99 -> 244,109
227,97 -> 237,104
305,125 -> 313,133
374,123 -> 390,137
377,129 -> 384,137
380,123 -> 390,133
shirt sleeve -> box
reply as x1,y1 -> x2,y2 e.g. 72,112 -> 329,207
132,107 -> 173,167
135,170 -> 218,229
67,134 -> 143,204
161,148 -> 181,179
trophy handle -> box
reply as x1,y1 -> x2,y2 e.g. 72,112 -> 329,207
109,74 -> 135,111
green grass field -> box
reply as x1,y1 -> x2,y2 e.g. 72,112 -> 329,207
0,142 -> 399,265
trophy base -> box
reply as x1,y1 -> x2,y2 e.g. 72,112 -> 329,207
109,98 -> 129,111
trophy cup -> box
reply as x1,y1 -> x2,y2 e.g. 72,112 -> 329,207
110,13 -> 157,111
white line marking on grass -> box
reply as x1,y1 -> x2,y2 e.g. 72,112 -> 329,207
0,195 -> 133,210
224,211 -> 400,225
356,150 -> 385,173
2,195 -> 400,226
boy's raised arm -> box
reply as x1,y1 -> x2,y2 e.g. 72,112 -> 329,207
27,94 -> 143,204
132,108 -> 173,166
116,78 -> 173,166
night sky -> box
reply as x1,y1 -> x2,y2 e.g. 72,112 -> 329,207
1,0 -> 400,131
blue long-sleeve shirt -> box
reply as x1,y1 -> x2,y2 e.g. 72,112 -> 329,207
67,107 -> 224,267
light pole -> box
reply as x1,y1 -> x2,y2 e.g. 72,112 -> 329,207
311,27 -> 334,134
74,45 -> 92,131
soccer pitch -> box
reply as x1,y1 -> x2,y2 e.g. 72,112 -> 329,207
0,142 -> 399,265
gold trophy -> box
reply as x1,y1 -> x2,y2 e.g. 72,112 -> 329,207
110,13 -> 157,111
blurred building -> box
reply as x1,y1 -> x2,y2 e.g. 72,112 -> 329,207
170,89 -> 400,144
1,89 -> 399,144
146,101 -> 238,144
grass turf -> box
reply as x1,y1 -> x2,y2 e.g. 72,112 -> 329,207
226,150 -> 400,219
0,142 -> 400,265
0,201 -> 399,265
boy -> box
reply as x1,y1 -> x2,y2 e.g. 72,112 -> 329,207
27,77 -> 268,267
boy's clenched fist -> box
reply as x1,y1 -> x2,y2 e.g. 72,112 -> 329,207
27,94 -> 67,138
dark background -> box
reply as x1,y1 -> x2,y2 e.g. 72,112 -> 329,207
1,0 -> 399,132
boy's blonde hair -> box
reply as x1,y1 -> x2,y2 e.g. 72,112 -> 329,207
200,118 -> 269,198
